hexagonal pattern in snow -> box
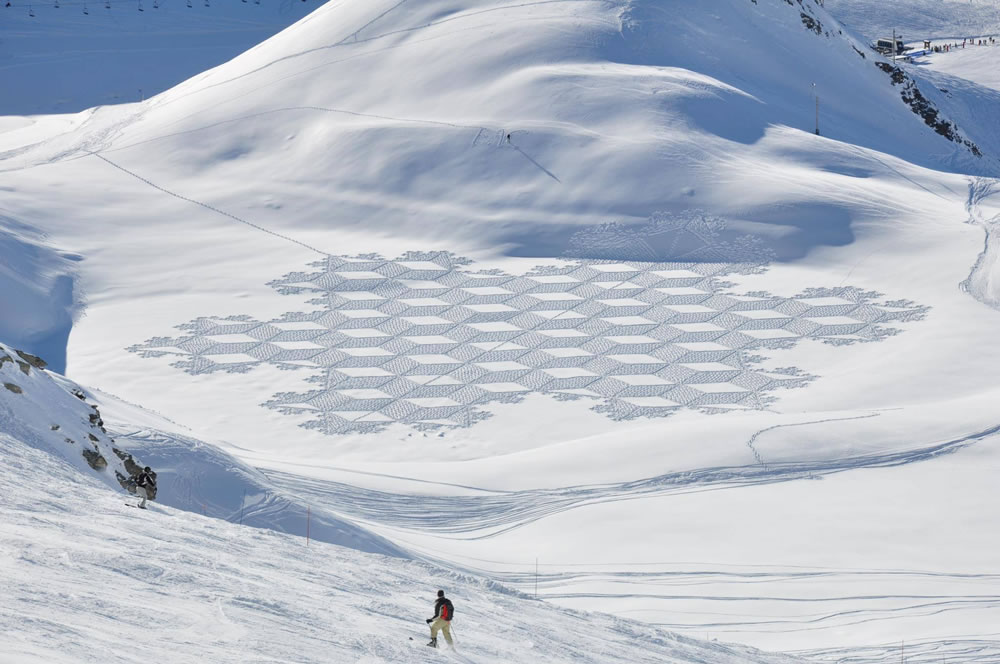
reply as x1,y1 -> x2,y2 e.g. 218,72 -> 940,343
131,251 -> 928,434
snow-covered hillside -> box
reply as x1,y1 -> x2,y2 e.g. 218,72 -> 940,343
0,341 -> 146,490
0,428 -> 810,664
0,340 -> 405,555
3,0 -> 1000,659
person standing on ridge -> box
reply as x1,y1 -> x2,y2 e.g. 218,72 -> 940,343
426,590 -> 454,648
133,466 -> 156,509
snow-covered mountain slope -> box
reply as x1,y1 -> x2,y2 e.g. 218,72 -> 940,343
0,341 -> 145,489
0,340 -> 404,555
0,0 -> 324,115
3,0 -> 1000,657
0,221 -> 80,373
826,0 -> 1000,43
918,43 -> 1000,93
0,429 -> 810,664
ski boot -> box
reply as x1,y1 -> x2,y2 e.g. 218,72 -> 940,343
426,637 -> 437,648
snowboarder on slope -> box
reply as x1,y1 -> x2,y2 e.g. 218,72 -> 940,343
133,466 -> 156,509
426,589 -> 454,648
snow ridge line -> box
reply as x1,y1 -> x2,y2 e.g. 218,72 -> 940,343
155,0 -> 582,110
87,151 -> 329,257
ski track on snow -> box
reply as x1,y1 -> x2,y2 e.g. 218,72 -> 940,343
960,176 -> 1000,310
104,418 -> 1000,658
2,432 -> 809,664
255,420 -> 998,537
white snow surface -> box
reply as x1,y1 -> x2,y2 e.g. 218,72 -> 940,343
0,340 -> 405,556
0,428 -> 810,664
3,0 -> 1000,659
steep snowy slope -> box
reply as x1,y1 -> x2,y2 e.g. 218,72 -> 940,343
3,0 -> 1000,657
0,220 -> 79,373
0,341 -> 145,490
0,429 -> 809,664
0,341 -> 404,555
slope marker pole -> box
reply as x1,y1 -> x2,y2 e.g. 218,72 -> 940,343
813,82 -> 820,135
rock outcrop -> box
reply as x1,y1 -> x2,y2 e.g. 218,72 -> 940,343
14,350 -> 47,370
0,343 -> 155,497
82,448 -> 108,471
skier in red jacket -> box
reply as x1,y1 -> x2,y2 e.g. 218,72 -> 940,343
426,590 -> 454,648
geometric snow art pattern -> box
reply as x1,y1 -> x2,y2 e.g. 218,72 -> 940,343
130,252 -> 928,435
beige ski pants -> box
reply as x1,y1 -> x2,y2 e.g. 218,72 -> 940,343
430,618 -> 453,645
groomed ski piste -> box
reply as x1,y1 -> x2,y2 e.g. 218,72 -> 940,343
0,349 -> 808,663
2,0 -> 1000,661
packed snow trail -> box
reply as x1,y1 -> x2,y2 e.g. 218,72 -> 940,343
88,151 -> 331,256
252,420 -> 998,537
0,431 -> 808,664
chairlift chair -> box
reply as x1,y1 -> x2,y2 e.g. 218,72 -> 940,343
83,2 -> 88,12
28,4 -> 34,15
137,0 -> 142,10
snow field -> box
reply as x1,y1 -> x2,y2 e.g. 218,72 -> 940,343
3,0 -> 1000,658
0,430 -> 808,664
